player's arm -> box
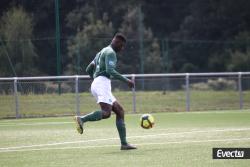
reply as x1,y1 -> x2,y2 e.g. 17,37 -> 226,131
86,61 -> 95,79
105,53 -> 134,88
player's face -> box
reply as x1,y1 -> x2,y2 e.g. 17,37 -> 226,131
113,38 -> 126,52
117,40 -> 125,52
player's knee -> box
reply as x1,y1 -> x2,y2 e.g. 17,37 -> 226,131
116,114 -> 124,120
119,106 -> 124,113
102,110 -> 111,119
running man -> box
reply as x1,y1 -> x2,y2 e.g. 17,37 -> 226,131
74,33 -> 137,150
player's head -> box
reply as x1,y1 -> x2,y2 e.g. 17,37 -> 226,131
111,33 -> 127,53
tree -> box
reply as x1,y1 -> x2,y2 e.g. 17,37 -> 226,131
119,7 -> 163,73
0,6 -> 38,77
143,0 -> 191,38
66,9 -> 114,74
227,50 -> 250,71
1,0 -> 250,75
226,31 -> 250,71
169,0 -> 250,72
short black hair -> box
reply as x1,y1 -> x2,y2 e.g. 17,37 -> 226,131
114,33 -> 127,43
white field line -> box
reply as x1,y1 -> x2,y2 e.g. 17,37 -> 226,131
0,128 -> 250,151
0,122 -> 73,127
1,137 -> 250,153
0,137 -> 119,150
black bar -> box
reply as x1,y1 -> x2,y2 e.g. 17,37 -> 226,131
213,148 -> 250,159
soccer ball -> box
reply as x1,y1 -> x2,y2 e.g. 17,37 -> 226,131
140,114 -> 155,129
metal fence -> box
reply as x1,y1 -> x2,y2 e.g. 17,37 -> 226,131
0,72 -> 250,119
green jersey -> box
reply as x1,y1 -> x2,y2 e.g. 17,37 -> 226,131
86,45 -> 129,83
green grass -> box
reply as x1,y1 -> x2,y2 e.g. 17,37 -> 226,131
0,111 -> 250,167
0,90 -> 250,118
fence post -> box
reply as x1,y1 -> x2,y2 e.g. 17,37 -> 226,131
238,72 -> 243,109
185,73 -> 190,112
14,78 -> 20,118
75,75 -> 80,116
132,74 -> 136,113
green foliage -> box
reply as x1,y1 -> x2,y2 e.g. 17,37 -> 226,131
226,32 -> 250,71
170,0 -> 250,72
119,7 -> 163,73
66,10 -> 114,74
180,63 -> 198,73
0,6 -> 38,77
190,82 -> 210,91
66,6 -> 163,74
1,1 -> 250,75
190,78 -> 237,91
144,38 -> 162,73
227,50 -> 250,71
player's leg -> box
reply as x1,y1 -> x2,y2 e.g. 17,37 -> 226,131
74,103 -> 112,134
81,102 -> 112,122
74,77 -> 113,134
112,101 -> 137,150
112,101 -> 126,144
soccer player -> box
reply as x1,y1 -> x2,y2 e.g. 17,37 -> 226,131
74,33 -> 137,150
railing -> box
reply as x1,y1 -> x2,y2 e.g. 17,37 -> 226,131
0,72 -> 250,118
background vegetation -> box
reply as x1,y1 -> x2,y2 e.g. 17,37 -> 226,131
0,0 -> 250,77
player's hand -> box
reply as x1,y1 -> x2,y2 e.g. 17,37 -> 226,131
127,79 -> 135,88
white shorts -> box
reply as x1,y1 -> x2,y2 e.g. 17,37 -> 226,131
91,76 -> 116,105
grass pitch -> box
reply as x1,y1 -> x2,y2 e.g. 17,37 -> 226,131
0,111 -> 250,167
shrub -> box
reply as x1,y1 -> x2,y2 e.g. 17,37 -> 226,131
190,78 -> 237,91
